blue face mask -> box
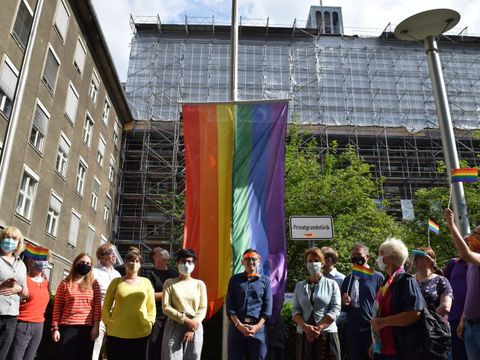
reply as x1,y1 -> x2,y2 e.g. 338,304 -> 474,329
1,238 -> 18,253
32,261 -> 48,272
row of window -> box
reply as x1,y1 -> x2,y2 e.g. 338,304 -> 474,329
16,165 -> 112,239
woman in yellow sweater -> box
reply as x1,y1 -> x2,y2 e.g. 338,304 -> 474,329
162,248 -> 207,359
102,247 -> 155,360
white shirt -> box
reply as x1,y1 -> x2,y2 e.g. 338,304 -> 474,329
93,263 -> 121,304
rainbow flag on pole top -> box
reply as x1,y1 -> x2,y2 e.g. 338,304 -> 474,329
24,243 -> 49,261
183,101 -> 288,320
352,264 -> 374,279
451,168 -> 478,183
428,219 -> 440,235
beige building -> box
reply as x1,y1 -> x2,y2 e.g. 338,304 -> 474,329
0,0 -> 132,289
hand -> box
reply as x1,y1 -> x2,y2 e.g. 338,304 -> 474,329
342,293 -> 351,306
183,330 -> 194,343
90,325 -> 99,341
370,317 -> 387,332
236,323 -> 251,337
457,319 -> 465,340
302,324 -> 321,342
0,278 -> 16,289
444,208 -> 454,226
184,318 -> 200,331
368,344 -> 374,359
0,284 -> 21,296
52,330 -> 60,342
245,323 -> 263,336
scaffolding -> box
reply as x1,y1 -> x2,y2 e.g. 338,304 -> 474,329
117,16 -> 480,252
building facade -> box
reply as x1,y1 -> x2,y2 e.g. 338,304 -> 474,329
0,0 -> 132,288
120,6 -> 480,251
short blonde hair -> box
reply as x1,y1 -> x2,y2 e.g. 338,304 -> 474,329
0,226 -> 24,255
304,247 -> 324,263
379,237 -> 408,267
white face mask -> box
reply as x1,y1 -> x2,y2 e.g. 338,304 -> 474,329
178,262 -> 195,276
376,255 -> 387,272
306,262 -> 322,275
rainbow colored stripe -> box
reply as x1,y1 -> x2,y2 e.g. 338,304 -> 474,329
451,168 -> 478,183
24,243 -> 49,261
352,264 -> 374,278
428,219 -> 440,234
183,101 -> 288,319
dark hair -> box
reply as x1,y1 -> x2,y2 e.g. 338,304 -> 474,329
242,248 -> 260,257
125,246 -> 142,263
175,248 -> 196,262
320,246 -> 338,264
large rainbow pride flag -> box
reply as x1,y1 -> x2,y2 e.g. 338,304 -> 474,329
183,101 -> 288,320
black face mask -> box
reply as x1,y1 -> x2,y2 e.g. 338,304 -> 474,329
351,256 -> 366,266
75,263 -> 92,275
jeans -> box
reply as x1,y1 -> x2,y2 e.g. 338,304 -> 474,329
448,319 -> 467,360
228,323 -> 268,360
7,321 -> 44,360
161,318 -> 203,360
464,321 -> 480,360
0,316 -> 17,360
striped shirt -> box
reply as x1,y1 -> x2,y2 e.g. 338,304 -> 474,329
52,279 -> 101,327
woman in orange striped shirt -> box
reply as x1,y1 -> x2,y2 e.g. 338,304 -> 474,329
51,253 -> 101,359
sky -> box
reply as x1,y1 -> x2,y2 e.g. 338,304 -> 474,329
90,0 -> 480,82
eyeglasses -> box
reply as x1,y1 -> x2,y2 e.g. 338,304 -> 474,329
244,258 -> 259,263
180,259 -> 194,265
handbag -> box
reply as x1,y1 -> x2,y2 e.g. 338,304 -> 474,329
418,300 -> 451,360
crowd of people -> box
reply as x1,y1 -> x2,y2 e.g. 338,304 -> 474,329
0,205 -> 479,359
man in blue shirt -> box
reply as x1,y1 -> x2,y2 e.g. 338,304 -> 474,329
341,243 -> 384,360
226,249 -> 273,360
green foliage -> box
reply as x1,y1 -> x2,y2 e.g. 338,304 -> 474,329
399,174 -> 480,267
284,126 -> 399,290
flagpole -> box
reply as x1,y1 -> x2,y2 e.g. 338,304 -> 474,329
428,227 -> 431,248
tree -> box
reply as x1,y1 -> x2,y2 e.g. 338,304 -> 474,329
284,126 -> 399,290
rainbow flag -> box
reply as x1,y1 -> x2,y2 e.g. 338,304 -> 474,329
451,168 -> 478,183
352,264 -> 374,279
24,243 -> 49,261
183,101 -> 288,320
428,219 -> 440,235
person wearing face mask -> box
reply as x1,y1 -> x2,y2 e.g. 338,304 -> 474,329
369,237 -> 424,360
7,244 -> 50,360
444,208 -> 480,359
226,249 -> 272,360
161,248 -> 207,360
340,243 -> 384,360
0,226 -> 28,359
102,247 -> 155,360
51,253 -> 101,359
292,247 -> 341,360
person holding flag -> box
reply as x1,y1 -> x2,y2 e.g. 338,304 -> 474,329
340,243 -> 384,360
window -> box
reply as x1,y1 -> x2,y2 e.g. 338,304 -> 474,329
73,38 -> 86,76
91,177 -> 100,211
97,135 -> 106,166
103,193 -> 111,223
113,119 -> 120,146
102,99 -> 110,125
42,47 -> 60,93
68,210 -> 81,247
53,0 -> 69,42
15,166 -> 38,220
0,57 -> 19,118
100,234 -> 108,244
12,0 -> 34,50
29,100 -> 49,153
108,155 -> 116,182
82,113 -> 94,147
55,133 -> 70,177
88,70 -> 99,103
86,225 -> 95,255
46,192 -> 62,236
64,82 -> 79,123
75,157 -> 87,195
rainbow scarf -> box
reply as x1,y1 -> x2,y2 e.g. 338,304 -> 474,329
24,243 -> 49,261
352,264 -> 374,279
372,267 -> 404,354
183,101 -> 288,320
451,168 -> 478,183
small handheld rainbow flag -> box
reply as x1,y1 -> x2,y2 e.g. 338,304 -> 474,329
451,168 -> 478,183
428,219 -> 440,235
24,243 -> 49,261
352,264 -> 374,279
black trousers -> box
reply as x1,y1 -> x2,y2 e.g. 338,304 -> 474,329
147,319 -> 166,360
55,325 -> 94,360
107,335 -> 149,360
0,315 -> 17,360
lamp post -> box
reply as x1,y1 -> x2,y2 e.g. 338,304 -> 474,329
394,9 -> 470,236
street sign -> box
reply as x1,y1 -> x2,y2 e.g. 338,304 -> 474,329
289,216 -> 334,240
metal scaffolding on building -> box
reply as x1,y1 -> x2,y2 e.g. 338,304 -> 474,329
116,15 -> 480,253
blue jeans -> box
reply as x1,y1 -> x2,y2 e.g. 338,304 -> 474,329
464,321 -> 480,360
228,323 -> 267,360
448,319 -> 467,360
